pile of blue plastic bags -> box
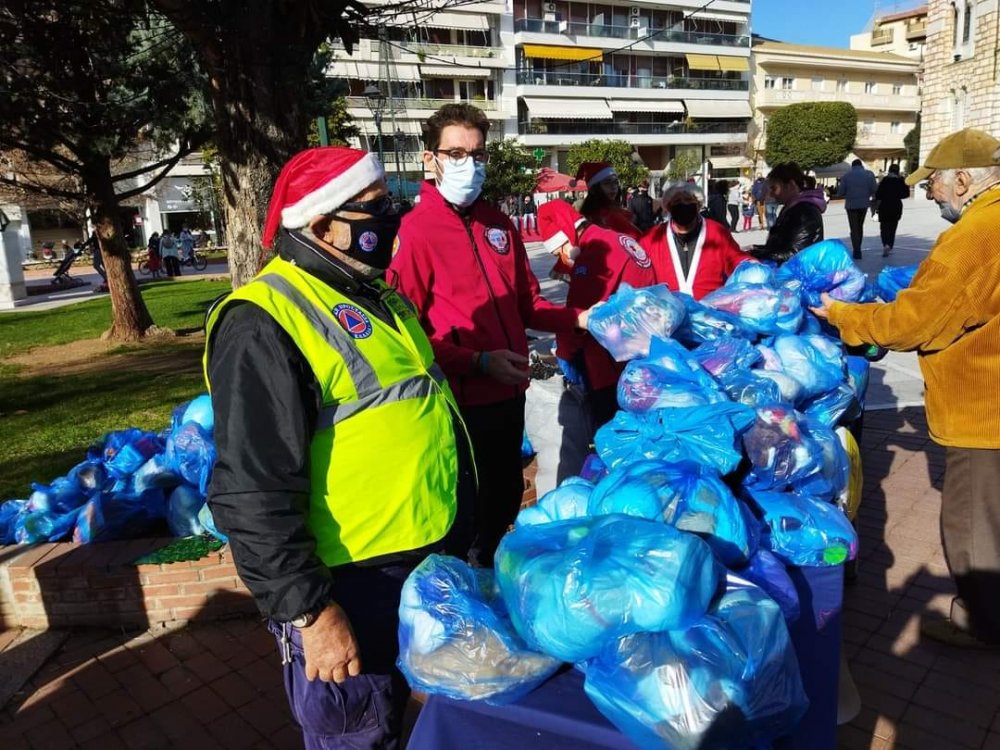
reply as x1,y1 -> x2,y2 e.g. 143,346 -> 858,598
397,239 -> 883,749
0,395 -> 227,546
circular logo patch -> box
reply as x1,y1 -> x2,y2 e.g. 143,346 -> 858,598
358,231 -> 379,253
485,227 -> 509,254
332,303 -> 373,339
619,235 -> 651,269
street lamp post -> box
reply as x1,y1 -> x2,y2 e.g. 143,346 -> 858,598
393,128 -> 406,201
362,84 -> 386,165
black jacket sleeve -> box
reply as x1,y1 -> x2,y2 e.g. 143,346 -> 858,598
750,203 -> 824,264
207,302 -> 335,622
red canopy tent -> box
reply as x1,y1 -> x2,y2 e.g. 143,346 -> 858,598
535,168 -> 587,193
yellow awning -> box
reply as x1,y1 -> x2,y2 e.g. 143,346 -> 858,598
717,56 -> 750,72
523,44 -> 603,62
685,53 -> 720,71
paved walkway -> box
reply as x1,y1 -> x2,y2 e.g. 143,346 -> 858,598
2,408 -> 996,749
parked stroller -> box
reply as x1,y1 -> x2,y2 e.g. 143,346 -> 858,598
52,243 -> 83,285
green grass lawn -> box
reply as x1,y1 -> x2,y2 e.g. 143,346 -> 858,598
0,280 -> 228,500
0,279 -> 229,358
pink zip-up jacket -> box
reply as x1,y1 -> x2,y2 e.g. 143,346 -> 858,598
388,181 -> 580,407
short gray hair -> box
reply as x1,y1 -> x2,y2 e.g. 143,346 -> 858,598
937,166 -> 1000,187
661,181 -> 705,206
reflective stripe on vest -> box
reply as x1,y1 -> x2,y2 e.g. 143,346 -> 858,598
203,257 -> 460,568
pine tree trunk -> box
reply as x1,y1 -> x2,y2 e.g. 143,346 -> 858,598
85,162 -> 154,340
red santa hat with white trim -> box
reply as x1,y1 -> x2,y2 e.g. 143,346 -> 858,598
575,161 -> 618,189
262,146 -> 384,248
538,200 -> 587,255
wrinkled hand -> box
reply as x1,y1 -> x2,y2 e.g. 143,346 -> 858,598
577,302 -> 603,330
484,349 -> 530,385
300,602 -> 362,683
809,292 -> 836,320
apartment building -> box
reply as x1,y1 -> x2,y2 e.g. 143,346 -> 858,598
850,4 -> 928,60
512,0 -> 753,179
752,40 -> 921,173
920,0 -> 1000,160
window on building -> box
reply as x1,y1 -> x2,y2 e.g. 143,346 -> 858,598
781,77 -> 793,90
890,121 -> 901,134
811,77 -> 823,92
836,79 -> 848,93
865,81 -> 877,94
953,2 -> 961,49
963,2 -> 974,43
764,76 -> 776,90
892,84 -> 903,96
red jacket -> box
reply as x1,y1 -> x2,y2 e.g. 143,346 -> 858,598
592,205 -> 641,239
557,224 -> 660,391
642,218 -> 752,300
388,181 -> 580,407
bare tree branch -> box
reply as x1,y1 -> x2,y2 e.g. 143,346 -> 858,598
115,148 -> 190,200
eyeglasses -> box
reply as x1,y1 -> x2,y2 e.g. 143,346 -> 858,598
339,195 -> 397,216
433,148 -> 489,166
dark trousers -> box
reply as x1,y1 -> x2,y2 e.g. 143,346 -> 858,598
270,563 -> 413,749
164,256 -> 181,277
460,394 -> 526,566
846,209 -> 867,256
727,204 -> 740,231
879,214 -> 901,249
940,447 -> 1000,642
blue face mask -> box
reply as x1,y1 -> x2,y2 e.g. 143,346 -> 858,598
436,157 -> 486,208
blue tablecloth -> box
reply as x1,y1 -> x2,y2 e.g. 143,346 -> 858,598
408,565 -> 843,750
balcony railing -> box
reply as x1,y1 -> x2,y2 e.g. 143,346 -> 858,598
394,41 -> 501,59
519,120 -> 748,136
906,19 -> 927,40
514,18 -> 749,47
870,27 -> 895,46
347,96 -> 500,111
516,70 -> 749,91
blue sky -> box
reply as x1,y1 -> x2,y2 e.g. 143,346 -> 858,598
751,0 -> 881,47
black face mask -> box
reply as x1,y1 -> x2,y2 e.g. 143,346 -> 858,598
669,202 -> 699,227
337,212 -> 401,270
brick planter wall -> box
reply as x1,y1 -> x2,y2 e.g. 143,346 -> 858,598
0,539 -> 256,630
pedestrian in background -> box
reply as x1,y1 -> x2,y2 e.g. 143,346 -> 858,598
146,231 -> 162,278
812,128 -> 1000,648
837,159 -> 878,259
741,190 -> 754,231
179,225 -> 195,263
160,230 -> 180,277
521,194 -> 537,234
873,163 -> 911,257
707,180 -> 729,225
727,179 -> 742,231
628,180 -> 655,233
750,162 -> 826,265
751,175 -> 768,229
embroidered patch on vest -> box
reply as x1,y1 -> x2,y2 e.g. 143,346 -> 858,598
619,235 -> 651,268
332,303 -> 373,339
485,227 -> 509,254
358,231 -> 379,253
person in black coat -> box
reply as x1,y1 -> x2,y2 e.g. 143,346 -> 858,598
706,180 -> 729,225
749,163 -> 826,265
873,164 -> 910,257
628,180 -> 655,232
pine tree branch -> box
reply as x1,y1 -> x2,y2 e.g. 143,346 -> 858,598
0,175 -> 83,202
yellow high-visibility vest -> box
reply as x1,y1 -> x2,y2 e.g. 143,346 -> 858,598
204,256 -> 463,568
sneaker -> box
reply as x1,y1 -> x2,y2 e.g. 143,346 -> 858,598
882,246 -> 891,258
853,252 -> 863,260
920,618 -> 1000,649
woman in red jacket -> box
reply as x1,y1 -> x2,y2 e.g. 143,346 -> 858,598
641,181 -> 752,299
576,162 -> 641,239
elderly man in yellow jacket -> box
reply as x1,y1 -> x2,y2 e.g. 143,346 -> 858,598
813,128 -> 1000,648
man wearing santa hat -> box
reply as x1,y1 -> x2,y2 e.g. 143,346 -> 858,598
641,181 -> 752,299
204,146 -> 473,748
388,103 -> 588,568
538,199 -> 658,446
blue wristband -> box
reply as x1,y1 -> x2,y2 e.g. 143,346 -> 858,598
479,351 -> 490,374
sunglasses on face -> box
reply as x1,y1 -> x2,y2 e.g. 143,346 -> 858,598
339,195 -> 397,216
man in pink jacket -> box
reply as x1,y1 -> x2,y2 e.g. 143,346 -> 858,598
388,104 -> 585,565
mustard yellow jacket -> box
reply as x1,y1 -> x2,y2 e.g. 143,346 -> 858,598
829,188 -> 1000,448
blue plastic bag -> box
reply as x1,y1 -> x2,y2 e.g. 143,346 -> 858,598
801,383 -> 855,427
618,338 -> 725,413
165,422 -> 217,496
729,260 -> 776,286
583,576 -> 808,750
131,455 -> 182,494
753,345 -> 804,404
521,430 -> 536,460
775,239 -> 868,307
516,477 -> 593,528
771,334 -> 845,402
73,488 -> 168,543
398,555 -> 560,704
0,500 -> 25,544
167,484 -> 207,537
179,394 -> 215,432
198,502 -> 228,543
495,515 -> 722,663
596,403 -> 756,476
742,406 -> 824,491
792,418 -> 849,503
97,429 -> 164,479
588,460 -> 753,566
717,369 -> 785,408
876,264 -> 919,302
702,281 -> 803,336
579,454 -> 610,483
741,549 -> 800,623
26,476 -> 86,515
748,490 -> 858,566
674,295 -> 754,346
587,283 -> 688,362
692,336 -> 761,379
